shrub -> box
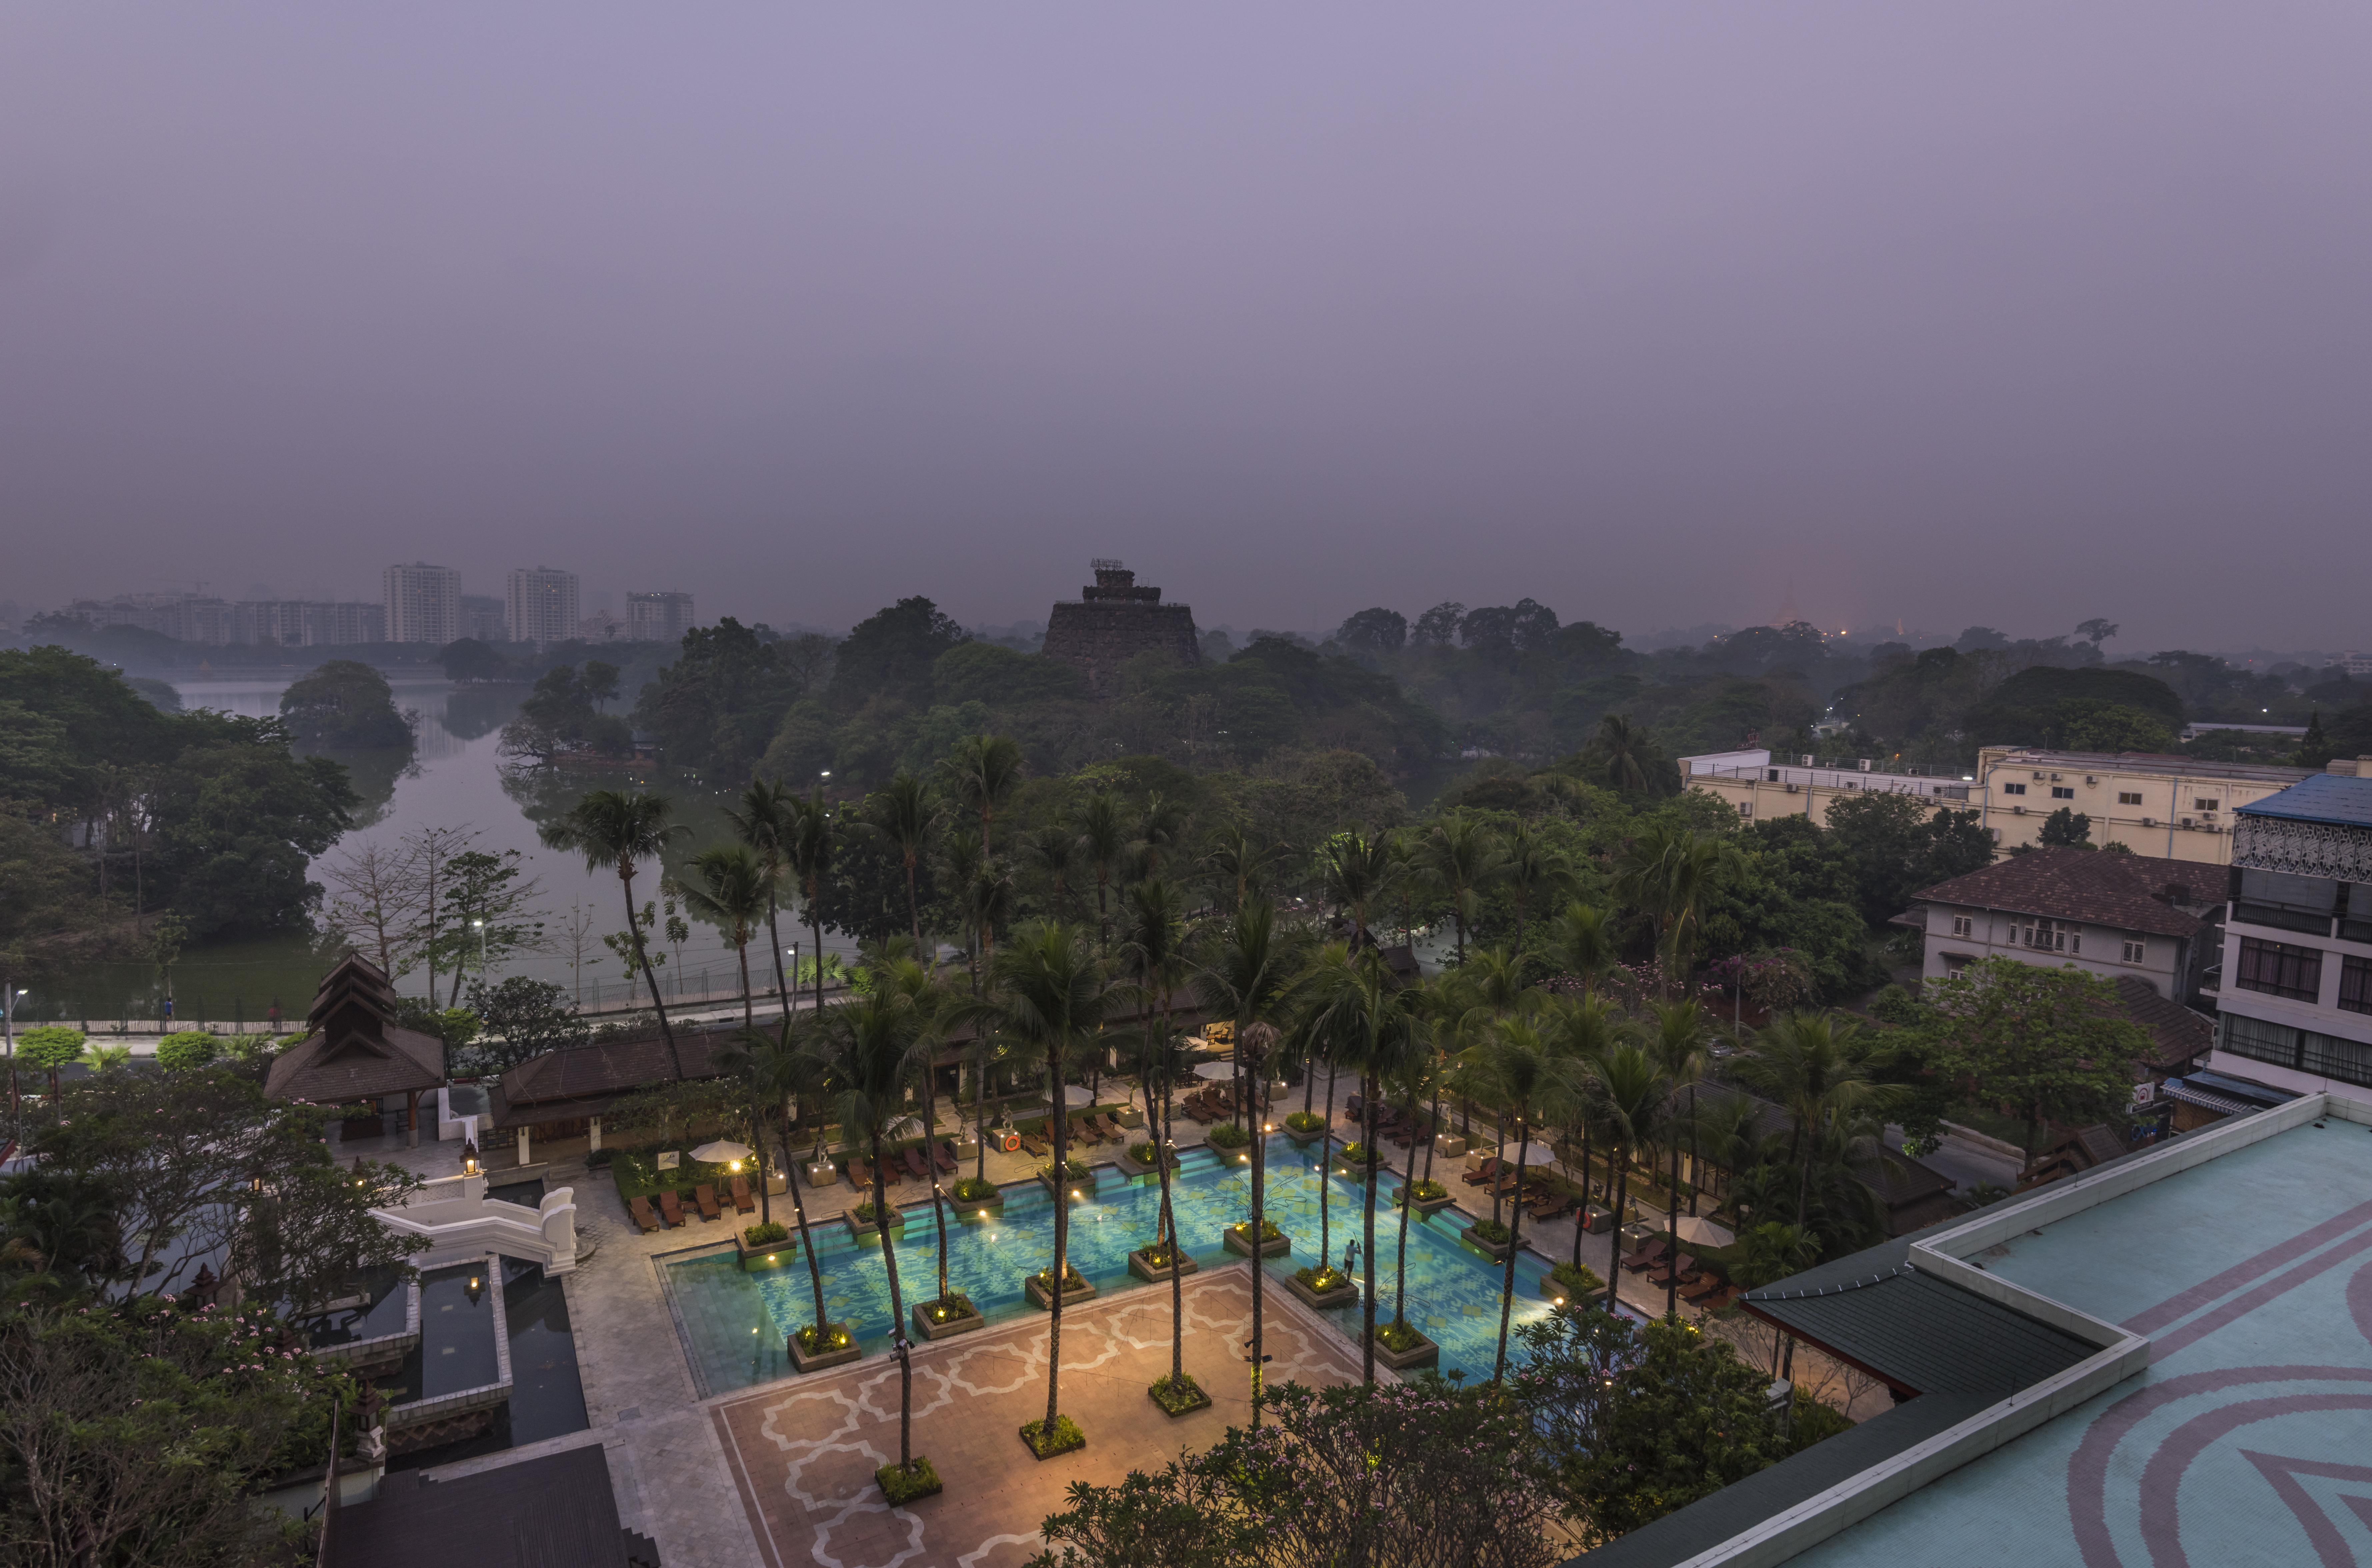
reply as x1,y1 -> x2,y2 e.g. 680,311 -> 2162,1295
1407,1178 -> 1448,1201
1039,1159 -> 1090,1183
1020,1413 -> 1086,1458
875,1455 -> 942,1504
154,1031 -> 222,1072
1135,1241 -> 1182,1269
1033,1262 -> 1090,1292
1468,1218 -> 1511,1245
1295,1264 -> 1351,1293
951,1176 -> 999,1203
1284,1110 -> 1327,1134
743,1220 -> 790,1247
1373,1319 -> 1430,1352
1550,1261 -> 1604,1299
1788,1389 -> 1856,1449
1339,1141 -> 1382,1165
1206,1122 -> 1251,1150
1148,1373 -> 1206,1414
919,1293 -> 978,1323
1231,1217 -> 1284,1241
16,1026 -> 86,1073
795,1323 -> 852,1354
585,1146 -> 617,1167
851,1201 -> 902,1225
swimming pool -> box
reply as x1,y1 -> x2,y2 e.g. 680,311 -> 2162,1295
664,1136 -> 1627,1395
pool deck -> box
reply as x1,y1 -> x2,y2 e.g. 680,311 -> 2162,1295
1789,1108 -> 2372,1567
353,1069 -> 1814,1565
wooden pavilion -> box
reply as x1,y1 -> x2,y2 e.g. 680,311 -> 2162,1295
264,953 -> 447,1146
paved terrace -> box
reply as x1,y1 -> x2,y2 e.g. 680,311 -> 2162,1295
1791,1109 -> 2372,1567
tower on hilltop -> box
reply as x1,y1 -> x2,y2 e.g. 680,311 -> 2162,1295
1041,560 -> 1202,698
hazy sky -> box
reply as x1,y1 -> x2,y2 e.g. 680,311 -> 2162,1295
5,4 -> 2368,651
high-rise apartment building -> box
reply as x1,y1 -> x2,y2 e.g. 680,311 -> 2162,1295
506,567 -> 580,647
459,597 -> 507,643
383,563 -> 462,645
626,591 -> 696,644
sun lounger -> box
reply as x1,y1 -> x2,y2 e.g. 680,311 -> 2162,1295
657,1190 -> 685,1228
1021,1131 -> 1052,1158
694,1183 -> 723,1222
628,1196 -> 661,1233
934,1140 -> 958,1173
1647,1252 -> 1699,1288
728,1174 -> 756,1214
1461,1158 -> 1500,1187
1680,1274 -> 1724,1304
903,1145 -> 931,1180
874,1155 -> 900,1190
1620,1237 -> 1667,1273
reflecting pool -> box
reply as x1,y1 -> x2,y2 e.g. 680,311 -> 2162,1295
665,1136 -> 1632,1396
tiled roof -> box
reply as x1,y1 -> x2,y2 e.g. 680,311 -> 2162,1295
2110,974 -> 2213,1072
2235,771 -> 2372,828
1909,848 -> 2222,938
265,1024 -> 446,1104
331,1445 -> 630,1568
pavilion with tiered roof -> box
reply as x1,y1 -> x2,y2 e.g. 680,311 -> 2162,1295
264,952 -> 448,1146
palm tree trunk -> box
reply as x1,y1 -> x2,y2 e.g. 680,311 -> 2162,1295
1667,1118 -> 1684,1318
752,1095 -> 772,1226
736,938 -> 753,1030
765,897 -> 789,1017
1393,1090 -> 1419,1327
871,1127 -> 914,1473
1359,1078 -> 1380,1385
1608,1141 -> 1628,1292
1318,1063 -> 1336,1265
904,852 -> 922,957
621,861 -> 681,1075
1159,1042 -> 1183,1387
1572,1122 -> 1593,1268
1249,1068 -> 1269,1425
973,1038 -> 990,1184
1043,1056 -> 1068,1446
927,1064 -> 950,1303
1494,1130 -> 1528,1383
809,896 -> 825,1020
1424,1078 -> 1441,1183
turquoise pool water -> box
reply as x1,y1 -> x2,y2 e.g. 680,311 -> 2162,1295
664,1136 -> 1628,1395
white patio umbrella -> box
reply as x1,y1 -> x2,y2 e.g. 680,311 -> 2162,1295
689,1139 -> 752,1165
1674,1216 -> 1735,1248
1497,1140 -> 1560,1169
1193,1060 -> 1237,1082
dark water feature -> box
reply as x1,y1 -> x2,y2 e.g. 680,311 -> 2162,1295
46,674 -> 849,1025
386,1254 -> 590,1473
302,1263 -> 411,1349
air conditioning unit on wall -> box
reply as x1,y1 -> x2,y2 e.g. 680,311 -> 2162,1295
2143,817 -> 2156,828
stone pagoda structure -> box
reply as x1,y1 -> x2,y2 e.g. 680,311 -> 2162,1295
1041,560 -> 1202,697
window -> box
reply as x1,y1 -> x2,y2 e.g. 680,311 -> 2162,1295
2342,956 -> 2372,1016
2235,937 -> 2323,1001
2002,782 -> 2028,796
1737,801 -> 1752,817
2052,786 -> 2075,799
2301,1030 -> 2372,1087
2122,939 -> 2147,964
2196,797 -> 2221,812
2220,1012 -> 2300,1068
2021,919 -> 2078,953
2118,792 -> 2143,806
1951,915 -> 1974,938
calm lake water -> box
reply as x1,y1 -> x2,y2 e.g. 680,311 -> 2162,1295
45,674 -> 852,1027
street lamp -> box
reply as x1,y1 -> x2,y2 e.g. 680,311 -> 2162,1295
471,918 -> 487,977
3,985 -> 24,1140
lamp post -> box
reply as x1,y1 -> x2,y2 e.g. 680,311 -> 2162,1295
3,984 -> 24,1143
472,919 -> 487,980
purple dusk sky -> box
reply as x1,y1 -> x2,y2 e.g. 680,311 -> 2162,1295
3,4 -> 2368,651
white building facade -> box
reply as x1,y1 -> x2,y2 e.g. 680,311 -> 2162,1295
505,567 -> 580,646
383,563 -> 462,645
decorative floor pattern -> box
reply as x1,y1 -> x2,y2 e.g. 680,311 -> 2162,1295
712,1265 -> 1362,1568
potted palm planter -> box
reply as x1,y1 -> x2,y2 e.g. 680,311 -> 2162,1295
950,1177 -> 1003,1220
735,1220 -> 795,1272
911,1293 -> 987,1341
1367,1320 -> 1439,1372
1222,1218 -> 1290,1259
845,1200 -> 906,1243
1287,1263 -> 1359,1310
1335,1141 -> 1387,1173
1113,1141 -> 1179,1179
1394,1178 -> 1458,1217
788,1321 -> 861,1373
1147,1372 -> 1212,1419
1282,1110 -> 1329,1148
1463,1217 -> 1515,1262
1036,1160 -> 1095,1201
1128,1241 -> 1199,1283
1018,1414 -> 1086,1460
1025,1261 -> 1097,1310
1544,1261 -> 1610,1310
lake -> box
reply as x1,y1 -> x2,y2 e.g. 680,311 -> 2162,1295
43,674 -> 856,1029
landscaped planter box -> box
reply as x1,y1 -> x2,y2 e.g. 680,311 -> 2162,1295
950,1186 -> 1005,1220
1368,1325 -> 1440,1372
1462,1224 -> 1516,1262
735,1229 -> 797,1272
1334,1145 -> 1388,1174
1147,1376 -> 1212,1419
1112,1145 -> 1180,1179
1222,1224 -> 1290,1259
845,1206 -> 907,1243
1036,1168 -> 1096,1201
1128,1246 -> 1199,1284
1024,1271 -> 1099,1311
1393,1184 -> 1458,1217
1282,1117 -> 1328,1148
788,1323 -> 862,1373
911,1297 -> 989,1341
1286,1269 -> 1360,1311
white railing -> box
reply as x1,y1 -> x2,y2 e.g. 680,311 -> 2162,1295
371,1176 -> 580,1275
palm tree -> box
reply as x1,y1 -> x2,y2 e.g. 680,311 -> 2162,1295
954,923 -> 1131,1455
679,846 -> 771,1029
1613,824 -> 1745,994
538,790 -> 687,1072
873,957 -> 962,1309
714,1023 -> 805,1227
1546,901 -> 1618,1000
1020,823 -> 1078,921
1319,830 -> 1396,950
806,988 -> 928,1479
957,852 -> 1014,1181
1413,815 -> 1507,965
1500,821 -> 1576,957
1539,992 -> 1619,1262
1191,901 -> 1306,1414
1591,1042 -> 1672,1297
785,797 -> 837,1018
1384,1039 -> 1441,1345
1291,943 -> 1416,1387
940,734 -> 1025,862
1115,878 -> 1192,1395
1134,793 -> 1189,878
1593,713 -> 1659,795
1732,1012 -> 1903,1230
1201,821 -> 1280,915
1641,1000 -> 1715,1316
1071,791 -> 1127,952
726,778 -> 802,1014
1458,1014 -> 1583,1381
862,772 -> 939,958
